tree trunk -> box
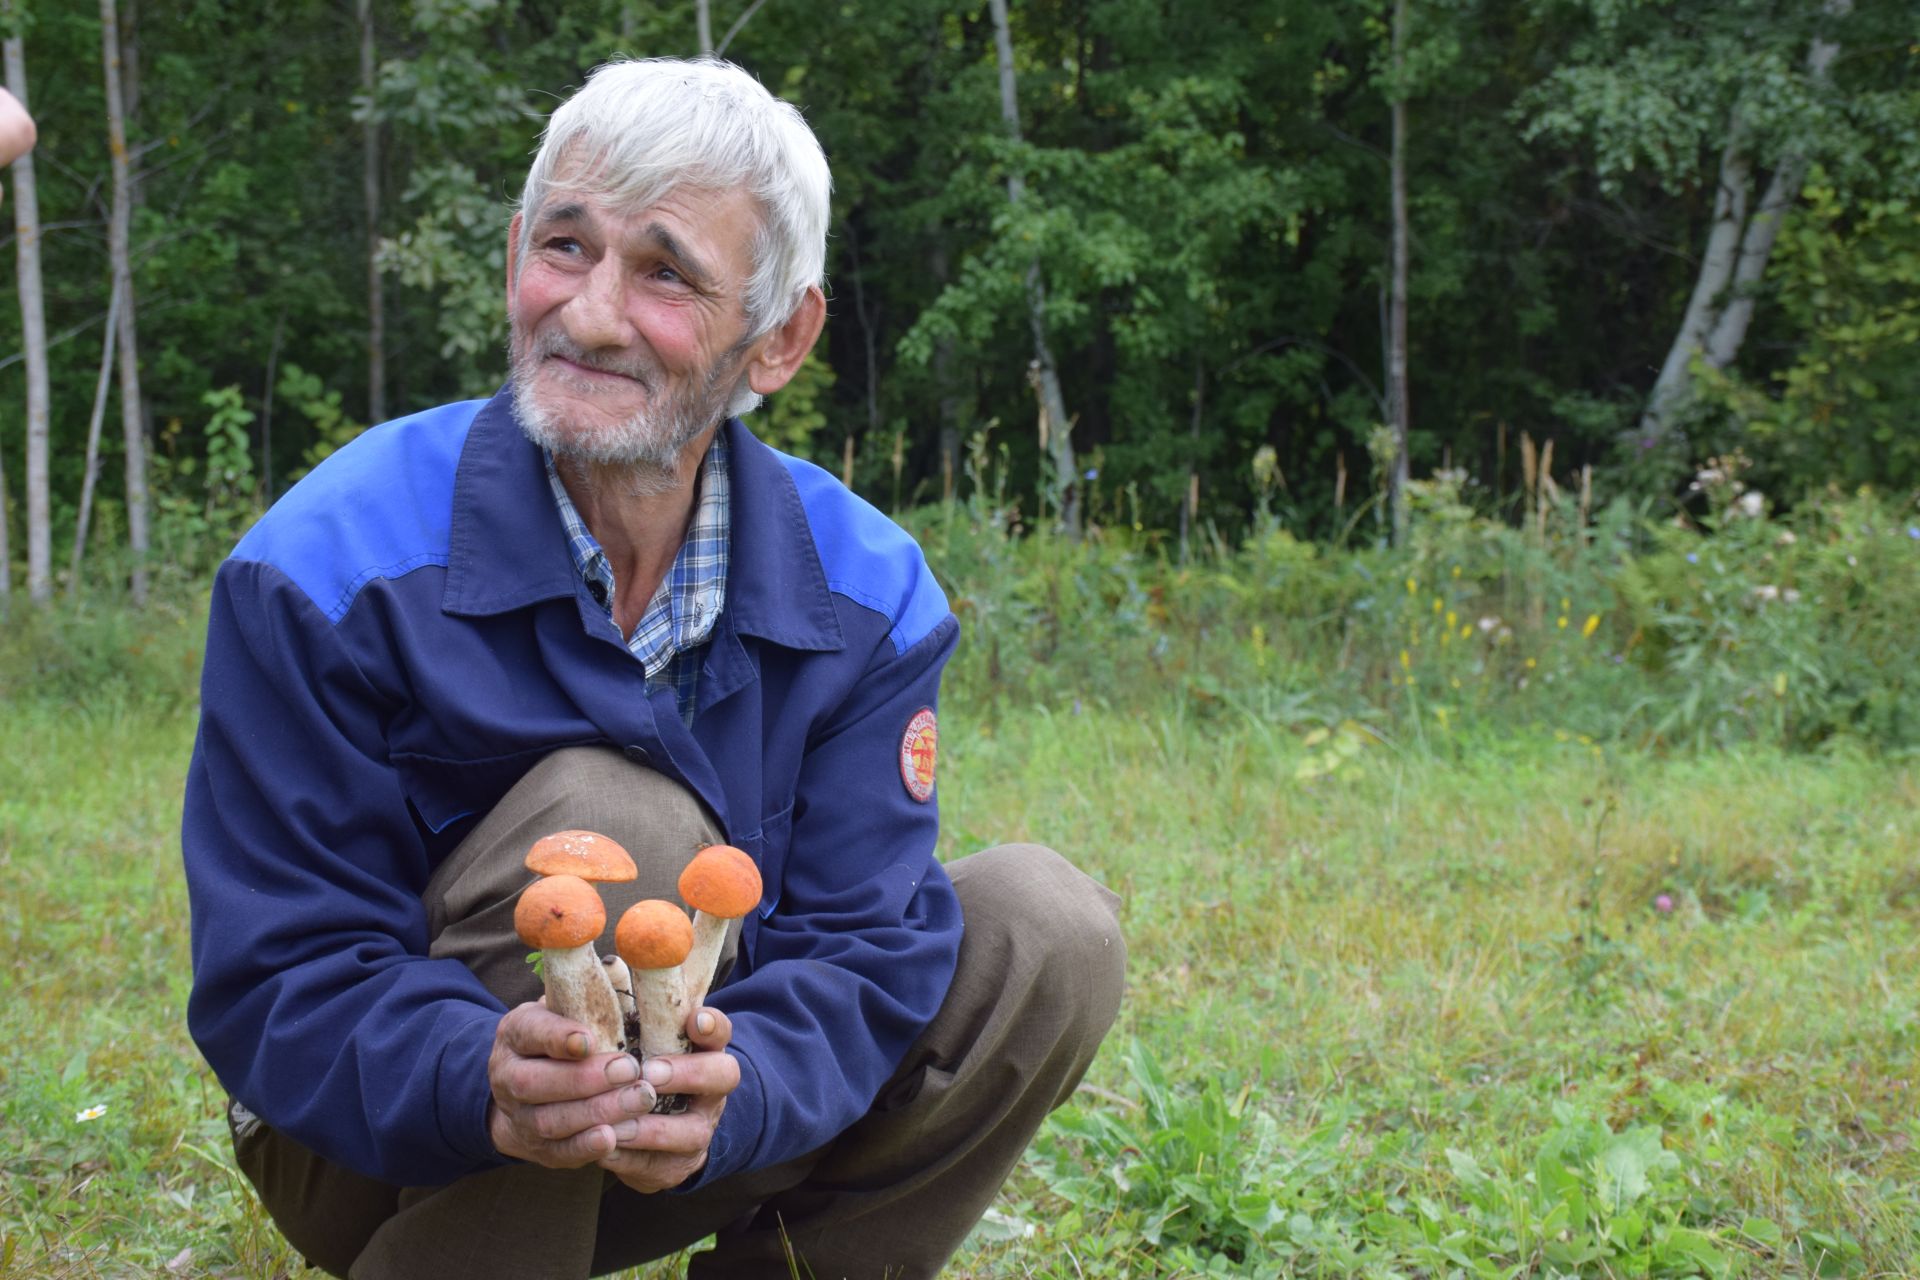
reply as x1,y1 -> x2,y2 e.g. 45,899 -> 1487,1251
0,442 -> 8,620
1386,0 -> 1411,548
358,0 -> 385,425
988,0 -> 1078,535
70,288 -> 119,600
101,0 -> 150,605
1637,1 -> 1850,446
5,30 -> 50,604
1179,357 -> 1205,562
696,0 -> 712,53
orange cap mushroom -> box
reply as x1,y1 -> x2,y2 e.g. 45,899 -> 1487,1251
514,874 -> 607,950
616,900 -> 695,1061
513,874 -> 624,1053
677,844 -> 762,919
525,829 -> 638,883
615,899 -> 694,970
678,845 -> 762,1010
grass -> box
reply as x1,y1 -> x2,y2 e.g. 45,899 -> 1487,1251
1,586 -> 1916,1277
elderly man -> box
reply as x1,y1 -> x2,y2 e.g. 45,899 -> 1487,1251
182,57 -> 1123,1280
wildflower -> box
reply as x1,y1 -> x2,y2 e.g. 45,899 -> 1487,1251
1399,649 -> 1411,671
75,1104 -> 108,1123
1908,526 -> 1920,540
1776,530 -> 1798,546
1783,588 -> 1801,604
1557,615 -> 1569,630
1686,552 -> 1699,564
1451,565 -> 1461,578
1083,467 -> 1099,481
1446,610 -> 1457,629
1459,624 -> 1473,640
1654,894 -> 1674,915
1476,616 -> 1500,634
1737,491 -> 1765,519
1524,657 -> 1537,669
1753,585 -> 1780,603
1432,597 -> 1443,614
1405,577 -> 1418,595
1581,613 -> 1601,638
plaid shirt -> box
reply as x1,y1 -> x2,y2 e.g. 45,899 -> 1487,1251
544,436 -> 731,722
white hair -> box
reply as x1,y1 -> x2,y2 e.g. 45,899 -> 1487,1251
517,57 -> 831,348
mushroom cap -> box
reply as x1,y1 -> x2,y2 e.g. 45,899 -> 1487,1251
615,899 -> 695,970
514,874 -> 607,950
525,830 -> 638,883
678,844 -> 762,919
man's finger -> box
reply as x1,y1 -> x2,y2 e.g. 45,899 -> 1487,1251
522,1083 -> 660,1141
639,1046 -> 740,1098
684,1005 -> 732,1050
498,1002 -> 597,1061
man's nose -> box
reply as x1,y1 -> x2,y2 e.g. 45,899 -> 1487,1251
564,258 -> 637,351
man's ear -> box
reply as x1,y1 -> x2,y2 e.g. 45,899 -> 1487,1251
504,212 -> 523,304
745,286 -> 827,396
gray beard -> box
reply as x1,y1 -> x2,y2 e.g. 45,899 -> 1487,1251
509,323 -> 744,494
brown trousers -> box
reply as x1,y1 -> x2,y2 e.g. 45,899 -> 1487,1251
230,748 -> 1125,1279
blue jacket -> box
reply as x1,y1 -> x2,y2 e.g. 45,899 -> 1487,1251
182,390 -> 963,1187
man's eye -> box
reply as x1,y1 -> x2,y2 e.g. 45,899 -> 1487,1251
546,237 -> 583,255
653,265 -> 684,284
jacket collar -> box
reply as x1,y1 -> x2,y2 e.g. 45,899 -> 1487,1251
440,386 -> 844,654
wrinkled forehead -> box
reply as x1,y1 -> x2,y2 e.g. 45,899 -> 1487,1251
525,147 -> 764,244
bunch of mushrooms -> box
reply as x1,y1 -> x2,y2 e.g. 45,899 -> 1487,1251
512,835 -> 762,1079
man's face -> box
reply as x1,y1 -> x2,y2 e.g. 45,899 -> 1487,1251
506,181 -> 764,472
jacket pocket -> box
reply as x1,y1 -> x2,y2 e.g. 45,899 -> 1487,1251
734,801 -> 794,920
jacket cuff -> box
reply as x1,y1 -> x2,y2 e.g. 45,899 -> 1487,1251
437,1010 -> 511,1171
671,1045 -> 764,1192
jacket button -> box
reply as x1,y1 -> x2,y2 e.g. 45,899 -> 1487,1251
624,744 -> 650,765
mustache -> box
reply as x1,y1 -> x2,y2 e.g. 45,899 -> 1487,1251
525,327 -> 656,385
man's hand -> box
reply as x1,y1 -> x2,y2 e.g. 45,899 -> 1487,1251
487,1002 -> 659,1167
599,1005 -> 740,1193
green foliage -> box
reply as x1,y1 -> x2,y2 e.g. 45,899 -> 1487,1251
277,363 -> 367,484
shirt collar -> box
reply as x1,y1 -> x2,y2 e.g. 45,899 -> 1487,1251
440,386 -> 844,654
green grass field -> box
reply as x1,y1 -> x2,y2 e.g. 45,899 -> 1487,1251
2,590 -> 1916,1277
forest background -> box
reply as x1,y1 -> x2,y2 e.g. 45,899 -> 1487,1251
3,0 -> 1919,1277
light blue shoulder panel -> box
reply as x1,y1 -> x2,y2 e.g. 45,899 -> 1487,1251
775,451 -> 950,655
232,400 -> 485,623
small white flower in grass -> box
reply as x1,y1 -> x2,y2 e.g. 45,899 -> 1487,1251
75,1104 -> 108,1123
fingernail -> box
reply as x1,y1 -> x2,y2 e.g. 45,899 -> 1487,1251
622,1084 -> 655,1113
613,1119 -> 641,1142
565,1032 -> 590,1059
605,1055 -> 640,1085
695,1010 -> 716,1035
642,1058 -> 673,1087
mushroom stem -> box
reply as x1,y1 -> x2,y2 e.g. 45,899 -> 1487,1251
683,912 -> 729,1010
542,943 -> 626,1054
632,965 -> 692,1059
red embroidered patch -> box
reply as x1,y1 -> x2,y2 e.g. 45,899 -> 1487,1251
899,708 -> 937,803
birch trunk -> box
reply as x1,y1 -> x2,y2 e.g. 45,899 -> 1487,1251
5,32 -> 50,603
1637,1 -> 1850,445
0,443 -> 9,619
70,288 -> 120,599
1179,357 -> 1204,561
988,0 -> 1078,535
696,0 -> 712,53
358,0 -> 385,426
101,0 -> 150,605
1386,0 -> 1411,549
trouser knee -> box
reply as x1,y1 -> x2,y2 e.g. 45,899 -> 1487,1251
948,843 -> 1126,1091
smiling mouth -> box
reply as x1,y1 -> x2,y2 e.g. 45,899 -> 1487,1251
546,354 -> 648,391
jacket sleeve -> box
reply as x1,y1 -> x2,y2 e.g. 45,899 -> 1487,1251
183,558 -> 507,1186
693,612 -> 963,1184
